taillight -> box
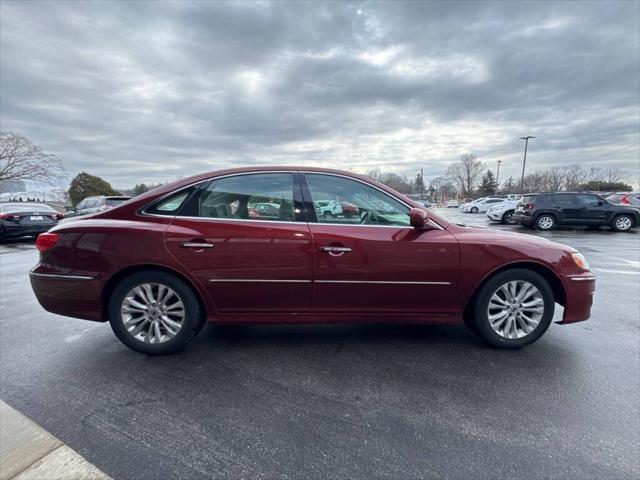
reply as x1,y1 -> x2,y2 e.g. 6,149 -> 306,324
0,213 -> 15,220
620,195 -> 631,205
36,233 -> 61,252
525,202 -> 536,209
53,213 -> 64,220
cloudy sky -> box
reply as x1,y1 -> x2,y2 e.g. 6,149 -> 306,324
1,0 -> 639,188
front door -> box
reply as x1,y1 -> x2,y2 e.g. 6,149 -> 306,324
302,173 -> 459,315
164,172 -> 313,313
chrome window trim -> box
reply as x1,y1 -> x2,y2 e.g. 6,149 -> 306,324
301,171 -> 444,231
139,170 -> 299,218
30,272 -> 94,281
139,169 -> 445,230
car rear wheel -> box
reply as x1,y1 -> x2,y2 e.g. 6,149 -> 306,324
470,269 -> 554,349
108,271 -> 202,355
612,214 -> 633,232
535,214 -> 556,230
323,211 -> 334,218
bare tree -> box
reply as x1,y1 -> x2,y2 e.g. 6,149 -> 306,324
446,153 -> 484,196
560,164 -> 587,190
0,132 -> 65,184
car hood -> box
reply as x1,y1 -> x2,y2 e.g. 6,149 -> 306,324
447,223 -> 576,254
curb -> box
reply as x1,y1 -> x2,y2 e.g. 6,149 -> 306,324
0,400 -> 111,480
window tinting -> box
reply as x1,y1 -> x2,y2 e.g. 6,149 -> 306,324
305,174 -> 410,226
197,173 -> 295,222
554,194 -> 577,207
576,194 -> 602,207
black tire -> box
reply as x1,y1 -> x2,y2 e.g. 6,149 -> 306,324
471,207 -> 478,213
108,271 -> 202,355
323,211 -> 334,218
470,269 -> 555,349
502,210 -> 516,225
611,214 -> 634,232
535,214 -> 556,231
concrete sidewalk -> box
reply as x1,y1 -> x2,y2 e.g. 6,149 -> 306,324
0,400 -> 110,480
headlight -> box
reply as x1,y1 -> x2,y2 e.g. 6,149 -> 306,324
571,252 -> 590,270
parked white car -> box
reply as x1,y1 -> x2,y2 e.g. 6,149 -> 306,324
462,197 -> 508,213
314,200 -> 342,218
446,199 -> 459,208
486,200 -> 518,224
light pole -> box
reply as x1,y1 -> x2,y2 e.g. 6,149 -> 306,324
495,160 -> 502,195
519,136 -> 535,194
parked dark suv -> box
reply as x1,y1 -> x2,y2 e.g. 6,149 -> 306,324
513,192 -> 639,231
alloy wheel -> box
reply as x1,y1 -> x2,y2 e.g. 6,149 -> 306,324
615,216 -> 632,231
537,215 -> 554,230
486,280 -> 544,339
120,283 -> 185,343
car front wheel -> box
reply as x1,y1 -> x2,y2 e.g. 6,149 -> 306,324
502,210 -> 516,224
612,214 -> 633,232
108,271 -> 202,355
535,214 -> 556,230
470,269 -> 555,349
471,207 -> 478,213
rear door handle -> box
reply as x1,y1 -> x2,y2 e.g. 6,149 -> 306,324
319,246 -> 352,255
182,242 -> 214,248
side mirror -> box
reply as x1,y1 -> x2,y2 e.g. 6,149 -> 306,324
409,207 -> 429,230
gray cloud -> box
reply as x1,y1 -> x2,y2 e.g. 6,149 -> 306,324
1,0 -> 638,188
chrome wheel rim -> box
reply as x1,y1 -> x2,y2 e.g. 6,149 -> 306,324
120,283 -> 185,343
537,216 -> 554,229
487,280 -> 544,339
616,216 -> 632,230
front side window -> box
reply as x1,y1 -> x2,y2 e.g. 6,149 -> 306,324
576,194 -> 601,207
197,173 -> 295,222
305,173 -> 410,226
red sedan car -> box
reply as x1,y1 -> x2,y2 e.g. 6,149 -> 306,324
30,167 -> 595,355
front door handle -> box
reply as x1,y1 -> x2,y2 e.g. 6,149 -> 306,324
182,242 -> 214,248
319,246 -> 352,256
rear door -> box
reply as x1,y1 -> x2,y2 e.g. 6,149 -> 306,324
301,173 -> 459,315
551,194 -> 580,223
163,172 -> 314,313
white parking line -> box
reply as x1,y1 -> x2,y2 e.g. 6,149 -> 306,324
594,268 -> 640,275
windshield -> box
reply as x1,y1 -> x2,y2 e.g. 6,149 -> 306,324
105,198 -> 129,207
0,203 -> 56,213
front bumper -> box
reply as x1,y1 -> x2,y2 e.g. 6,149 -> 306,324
487,211 -> 502,221
558,274 -> 596,324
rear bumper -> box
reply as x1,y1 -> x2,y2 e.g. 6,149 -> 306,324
558,274 -> 596,324
29,269 -> 105,322
512,213 -> 534,225
1,224 -> 54,238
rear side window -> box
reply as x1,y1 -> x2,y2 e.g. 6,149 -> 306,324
520,195 -> 537,204
144,189 -> 193,215
85,198 -> 99,208
196,173 -> 295,222
554,194 -> 577,207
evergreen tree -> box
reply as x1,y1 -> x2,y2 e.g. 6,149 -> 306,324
68,172 -> 120,206
479,170 -> 498,196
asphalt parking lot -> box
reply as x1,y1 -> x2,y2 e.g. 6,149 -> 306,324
1,208 -> 639,480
